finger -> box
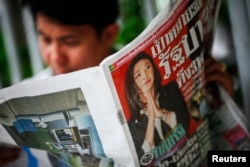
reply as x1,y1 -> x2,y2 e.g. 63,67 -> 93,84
0,147 -> 21,158
0,156 -> 20,166
204,56 -> 215,66
147,90 -> 154,99
143,90 -> 153,101
206,72 -> 234,97
204,56 -> 218,69
142,90 -> 150,100
205,56 -> 227,73
0,147 -> 21,165
205,61 -> 223,74
206,69 -> 232,82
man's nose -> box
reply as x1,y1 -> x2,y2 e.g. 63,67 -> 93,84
49,43 -> 66,64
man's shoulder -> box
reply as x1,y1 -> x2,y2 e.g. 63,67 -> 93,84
22,67 -> 53,83
32,67 -> 53,80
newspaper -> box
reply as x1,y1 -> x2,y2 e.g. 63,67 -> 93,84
0,0 -> 249,167
99,0 -> 250,166
0,68 -> 117,167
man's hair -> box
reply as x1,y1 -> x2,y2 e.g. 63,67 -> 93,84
21,0 -> 119,34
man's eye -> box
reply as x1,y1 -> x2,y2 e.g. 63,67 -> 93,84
40,36 -> 51,44
63,40 -> 79,46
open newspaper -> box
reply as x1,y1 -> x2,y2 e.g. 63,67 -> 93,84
0,0 -> 249,166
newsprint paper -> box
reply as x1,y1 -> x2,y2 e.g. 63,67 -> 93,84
0,0 -> 249,166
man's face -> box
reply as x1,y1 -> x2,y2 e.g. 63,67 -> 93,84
36,13 -> 111,75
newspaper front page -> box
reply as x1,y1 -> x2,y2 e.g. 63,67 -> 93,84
100,0 -> 250,166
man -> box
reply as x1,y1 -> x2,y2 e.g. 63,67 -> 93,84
23,0 -> 120,78
0,0 -> 120,165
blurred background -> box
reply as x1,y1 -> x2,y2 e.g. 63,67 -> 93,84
0,0 -> 249,119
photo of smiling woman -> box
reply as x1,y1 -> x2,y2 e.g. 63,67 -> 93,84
125,51 -> 190,157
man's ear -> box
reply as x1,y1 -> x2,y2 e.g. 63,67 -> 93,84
101,23 -> 119,47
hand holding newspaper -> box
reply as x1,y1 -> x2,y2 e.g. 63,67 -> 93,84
0,0 -> 249,166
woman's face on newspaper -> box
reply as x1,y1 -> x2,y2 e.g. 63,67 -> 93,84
133,59 -> 154,92
36,13 -> 117,75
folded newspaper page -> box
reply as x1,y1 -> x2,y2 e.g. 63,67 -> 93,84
0,67 -> 125,167
0,0 -> 249,167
